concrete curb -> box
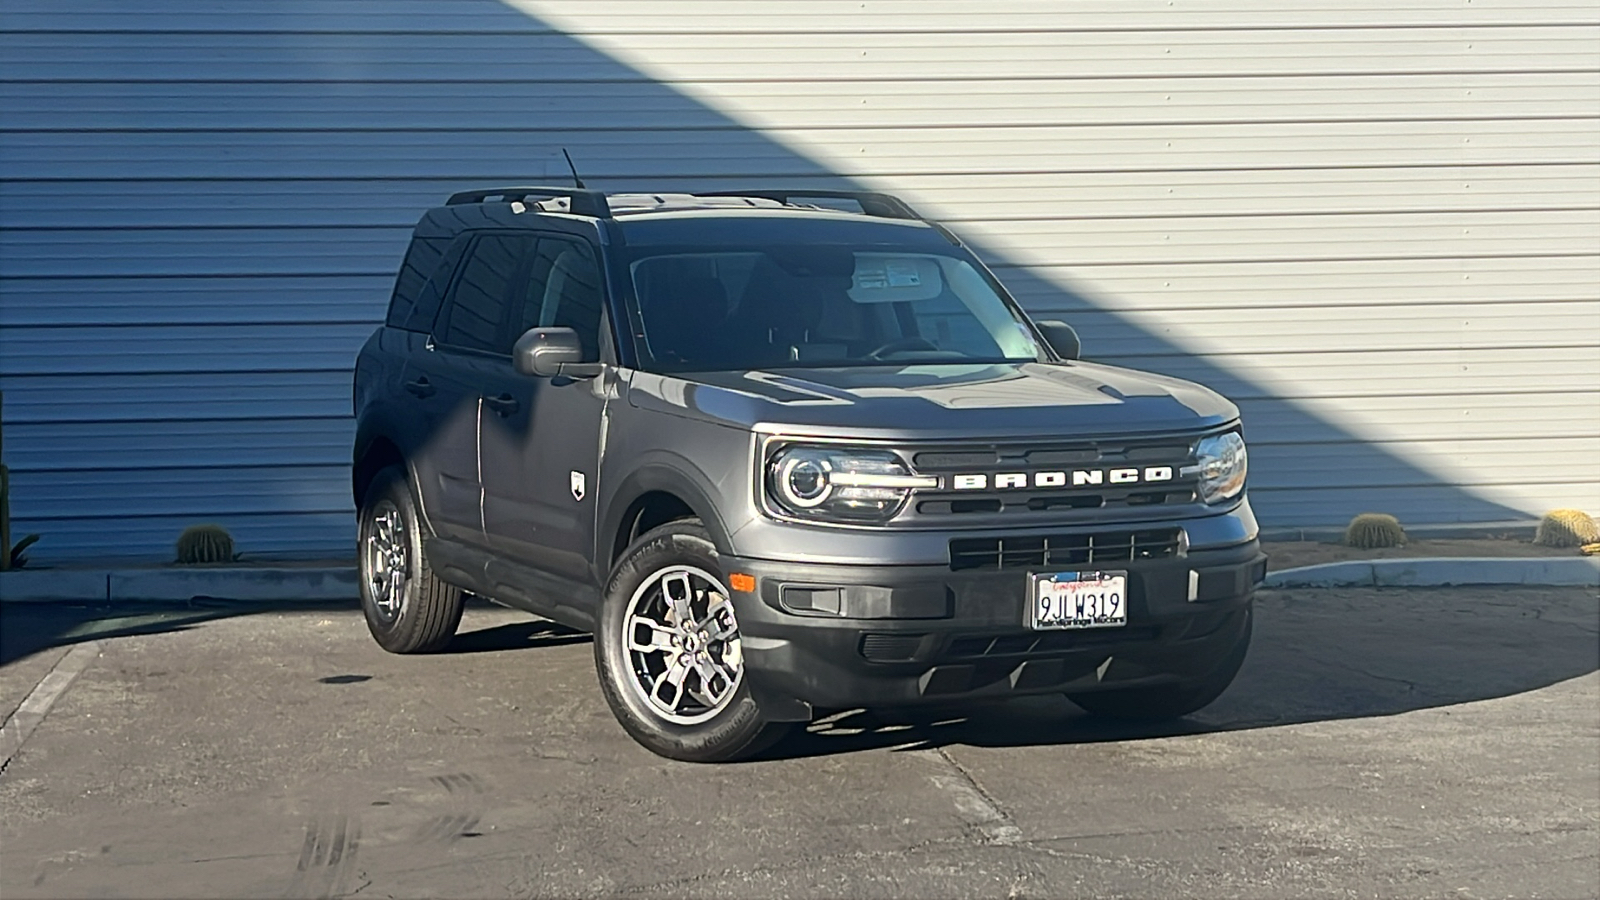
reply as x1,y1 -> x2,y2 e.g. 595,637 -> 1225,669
0,565 -> 358,604
1259,521 -> 1540,542
1263,557 -> 1600,589
1258,521 -> 1539,542
0,569 -> 108,603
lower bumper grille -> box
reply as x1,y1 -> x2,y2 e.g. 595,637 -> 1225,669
946,627 -> 1161,659
949,527 -> 1184,571
860,633 -> 925,662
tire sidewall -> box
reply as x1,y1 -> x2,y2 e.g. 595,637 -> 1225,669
358,466 -> 432,652
595,523 -> 768,761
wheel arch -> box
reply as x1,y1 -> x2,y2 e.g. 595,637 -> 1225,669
601,462 -> 738,575
352,432 -> 405,511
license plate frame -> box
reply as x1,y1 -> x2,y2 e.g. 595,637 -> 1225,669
1029,570 -> 1128,630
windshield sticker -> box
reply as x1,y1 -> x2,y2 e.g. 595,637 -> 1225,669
849,256 -> 942,303
887,262 -> 921,287
855,266 -> 889,290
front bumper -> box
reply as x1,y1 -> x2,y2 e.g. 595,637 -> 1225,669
725,539 -> 1265,712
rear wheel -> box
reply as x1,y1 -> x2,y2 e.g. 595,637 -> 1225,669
1066,605 -> 1252,720
358,465 -> 464,654
594,520 -> 789,762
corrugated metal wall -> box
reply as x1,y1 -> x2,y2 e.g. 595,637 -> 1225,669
2,0 -> 1597,562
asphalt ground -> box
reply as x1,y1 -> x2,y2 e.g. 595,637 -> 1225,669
1,586 -> 1596,899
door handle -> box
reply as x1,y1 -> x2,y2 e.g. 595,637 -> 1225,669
403,377 -> 435,398
483,393 -> 520,416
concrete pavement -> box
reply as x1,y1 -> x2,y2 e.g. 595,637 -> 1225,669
1,586 -> 1596,899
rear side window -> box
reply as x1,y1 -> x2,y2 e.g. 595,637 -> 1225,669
385,236 -> 444,330
386,234 -> 468,333
436,234 -> 534,353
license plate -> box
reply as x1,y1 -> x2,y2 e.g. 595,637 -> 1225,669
1030,571 -> 1128,630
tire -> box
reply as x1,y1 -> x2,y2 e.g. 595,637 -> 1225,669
357,465 -> 464,654
1066,604 -> 1252,720
594,520 -> 790,762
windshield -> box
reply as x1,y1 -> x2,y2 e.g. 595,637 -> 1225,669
621,245 -> 1044,371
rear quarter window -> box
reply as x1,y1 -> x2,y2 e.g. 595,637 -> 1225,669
386,235 -> 467,332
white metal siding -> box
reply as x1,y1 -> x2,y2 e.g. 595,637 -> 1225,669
1,0 -> 1597,561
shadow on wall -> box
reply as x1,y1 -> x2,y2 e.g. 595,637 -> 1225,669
0,0 -> 1524,560
431,1 -> 1526,525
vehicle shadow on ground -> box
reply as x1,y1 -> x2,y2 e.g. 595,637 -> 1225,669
0,598 -> 361,668
445,618 -> 591,654
5,587 -> 1593,762
0,596 -> 583,669
758,586 -> 1600,760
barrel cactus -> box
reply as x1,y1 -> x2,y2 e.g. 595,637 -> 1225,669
1344,513 -> 1406,549
1533,509 -> 1599,548
175,524 -> 236,564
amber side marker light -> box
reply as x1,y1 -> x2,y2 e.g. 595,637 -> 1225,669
728,573 -> 756,593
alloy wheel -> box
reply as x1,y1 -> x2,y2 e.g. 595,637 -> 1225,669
623,565 -> 745,725
364,500 -> 409,623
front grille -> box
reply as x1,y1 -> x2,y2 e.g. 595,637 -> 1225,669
905,436 -> 1204,519
948,527 -> 1184,571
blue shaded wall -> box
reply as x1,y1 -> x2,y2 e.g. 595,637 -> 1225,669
0,1 -> 1532,560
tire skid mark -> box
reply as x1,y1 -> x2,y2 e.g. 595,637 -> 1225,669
415,811 -> 483,843
430,772 -> 485,795
413,772 -> 488,844
285,814 -> 360,899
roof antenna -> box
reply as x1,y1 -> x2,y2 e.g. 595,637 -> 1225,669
561,148 -> 587,189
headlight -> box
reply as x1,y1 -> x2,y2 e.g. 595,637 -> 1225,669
766,446 -> 936,522
1193,431 -> 1247,504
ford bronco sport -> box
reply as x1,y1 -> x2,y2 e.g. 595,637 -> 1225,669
352,187 -> 1265,762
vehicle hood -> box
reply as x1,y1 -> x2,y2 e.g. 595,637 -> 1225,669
625,362 -> 1238,440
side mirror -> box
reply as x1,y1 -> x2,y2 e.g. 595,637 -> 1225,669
1036,320 -> 1081,361
513,326 -> 583,377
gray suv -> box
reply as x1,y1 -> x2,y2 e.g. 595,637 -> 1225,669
352,187 -> 1265,762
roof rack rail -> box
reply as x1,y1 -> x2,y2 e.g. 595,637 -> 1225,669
446,185 -> 612,218
693,189 -> 922,220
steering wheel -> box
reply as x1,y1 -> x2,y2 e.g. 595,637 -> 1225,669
865,336 -> 939,359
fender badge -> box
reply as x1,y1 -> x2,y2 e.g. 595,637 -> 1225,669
570,470 -> 586,502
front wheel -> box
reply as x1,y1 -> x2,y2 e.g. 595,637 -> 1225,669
594,521 -> 789,762
1066,605 -> 1252,720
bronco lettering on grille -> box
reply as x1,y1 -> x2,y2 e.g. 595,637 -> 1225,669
948,467 -> 1175,490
